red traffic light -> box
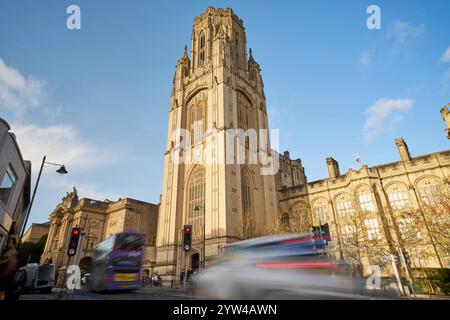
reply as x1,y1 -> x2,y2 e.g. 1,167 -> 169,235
73,229 -> 79,235
184,227 -> 191,233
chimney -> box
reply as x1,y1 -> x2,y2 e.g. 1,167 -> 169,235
326,157 -> 340,179
395,138 -> 411,162
284,151 -> 290,159
440,105 -> 450,139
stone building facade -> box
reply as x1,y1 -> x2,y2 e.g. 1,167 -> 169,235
441,104 -> 450,139
21,222 -> 50,243
40,188 -> 159,279
155,7 -> 450,283
155,7 -> 279,282
276,136 -> 450,276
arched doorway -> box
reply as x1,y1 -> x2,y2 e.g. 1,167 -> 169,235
79,257 -> 92,275
191,253 -> 200,271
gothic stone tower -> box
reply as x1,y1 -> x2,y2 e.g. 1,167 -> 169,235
155,7 -> 279,282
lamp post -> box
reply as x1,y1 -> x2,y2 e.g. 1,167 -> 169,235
193,205 -> 205,269
17,155 -> 68,249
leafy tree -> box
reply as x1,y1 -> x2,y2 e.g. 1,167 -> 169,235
17,234 -> 48,267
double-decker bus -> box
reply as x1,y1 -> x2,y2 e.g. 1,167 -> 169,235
89,231 -> 144,292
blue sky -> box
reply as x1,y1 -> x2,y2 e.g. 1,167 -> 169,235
1,0 -> 449,228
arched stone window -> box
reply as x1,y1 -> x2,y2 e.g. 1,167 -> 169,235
188,92 -> 207,146
312,198 -> 329,224
335,193 -> 355,218
417,176 -> 442,205
356,186 -> 376,213
199,32 -> 206,66
281,212 -> 290,228
187,166 -> 205,242
241,169 -> 252,218
386,183 -> 410,210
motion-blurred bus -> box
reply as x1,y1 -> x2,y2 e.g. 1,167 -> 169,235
89,231 -> 144,292
194,232 -> 368,300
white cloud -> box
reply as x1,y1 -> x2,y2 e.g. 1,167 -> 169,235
442,67 -> 450,92
0,57 -> 46,118
387,20 -> 424,49
359,52 -> 373,67
441,47 -> 450,63
10,123 -> 119,177
363,98 -> 414,142
48,178 -> 120,202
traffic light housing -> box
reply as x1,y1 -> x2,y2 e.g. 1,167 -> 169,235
67,227 -> 81,256
312,223 -> 330,237
321,223 -> 330,237
183,225 -> 192,252
312,223 -> 331,246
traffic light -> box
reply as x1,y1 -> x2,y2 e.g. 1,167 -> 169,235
312,224 -> 330,238
321,223 -> 330,238
183,225 -> 192,252
67,227 -> 81,256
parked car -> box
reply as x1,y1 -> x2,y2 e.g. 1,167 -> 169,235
18,263 -> 55,293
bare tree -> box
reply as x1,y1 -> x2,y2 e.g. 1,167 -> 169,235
339,209 -> 390,275
272,210 -> 312,234
232,211 -> 265,240
389,185 -> 450,266
422,192 -> 450,254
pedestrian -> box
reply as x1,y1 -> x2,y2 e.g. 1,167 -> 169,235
180,268 -> 185,288
152,273 -> 159,288
0,238 -> 20,301
187,268 -> 193,285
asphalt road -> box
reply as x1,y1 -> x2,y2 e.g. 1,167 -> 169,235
19,287 -> 198,300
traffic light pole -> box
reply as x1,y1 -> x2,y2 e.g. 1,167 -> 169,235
390,254 -> 405,296
183,250 -> 187,288
398,248 -> 416,297
58,255 -> 72,299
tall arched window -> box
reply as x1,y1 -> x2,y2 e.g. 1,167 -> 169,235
417,176 -> 442,205
313,198 -> 329,224
335,194 -> 355,218
234,33 -> 239,66
187,166 -> 206,242
199,32 -> 206,66
188,92 -> 207,146
387,183 -> 410,210
241,169 -> 252,217
281,213 -> 290,229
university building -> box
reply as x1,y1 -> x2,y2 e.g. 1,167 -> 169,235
39,7 -> 449,287
155,7 -> 279,281
154,7 -> 450,283
276,137 -> 450,275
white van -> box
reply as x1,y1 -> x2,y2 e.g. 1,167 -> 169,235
18,263 -> 56,293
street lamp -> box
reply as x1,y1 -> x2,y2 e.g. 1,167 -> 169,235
193,205 -> 205,269
17,155 -> 68,248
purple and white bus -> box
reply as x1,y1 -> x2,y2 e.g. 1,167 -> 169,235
89,231 -> 144,292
